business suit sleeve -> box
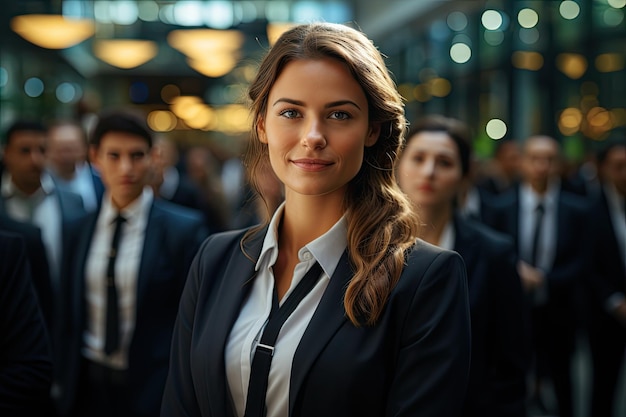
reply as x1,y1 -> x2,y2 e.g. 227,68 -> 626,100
387,249 -> 471,417
0,233 -> 53,415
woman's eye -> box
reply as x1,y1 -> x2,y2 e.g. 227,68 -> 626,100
330,111 -> 349,120
279,109 -> 299,118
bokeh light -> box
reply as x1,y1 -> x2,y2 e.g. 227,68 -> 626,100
450,43 -> 472,64
486,119 -> 507,139
482,10 -> 503,30
559,1 -> 580,20
447,11 -> 468,31
55,82 -> 80,103
24,77 -> 44,97
484,30 -> 505,46
603,8 -> 624,26
512,51 -> 544,70
147,110 -> 177,132
519,28 -> 540,44
518,8 -> 539,28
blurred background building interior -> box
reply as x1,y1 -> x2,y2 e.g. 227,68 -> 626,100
1,0 -> 625,165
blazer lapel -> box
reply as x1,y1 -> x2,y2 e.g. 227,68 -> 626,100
289,250 -> 352,414
135,203 -> 162,310
206,228 -> 265,417
73,213 -> 98,329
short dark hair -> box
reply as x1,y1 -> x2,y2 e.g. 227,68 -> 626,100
91,110 -> 152,148
2,120 -> 47,147
405,115 -> 472,177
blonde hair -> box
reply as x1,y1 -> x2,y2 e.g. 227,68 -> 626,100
244,22 -> 419,326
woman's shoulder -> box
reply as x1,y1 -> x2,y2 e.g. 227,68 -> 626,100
195,225 -> 265,265
403,239 -> 466,280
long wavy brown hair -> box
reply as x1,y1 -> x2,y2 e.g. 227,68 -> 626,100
243,22 -> 420,326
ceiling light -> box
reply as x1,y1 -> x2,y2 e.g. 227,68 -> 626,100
11,14 -> 95,49
93,39 -> 158,69
187,54 -> 239,78
167,29 -> 244,60
167,29 -> 244,77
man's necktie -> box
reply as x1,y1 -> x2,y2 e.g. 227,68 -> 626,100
104,213 -> 126,356
531,202 -> 544,267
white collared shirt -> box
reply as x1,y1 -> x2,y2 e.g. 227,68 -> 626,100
436,220 -> 456,251
1,171 -> 63,287
83,187 -> 153,369
226,202 -> 348,417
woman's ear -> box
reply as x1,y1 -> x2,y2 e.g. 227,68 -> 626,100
365,123 -> 381,147
257,117 -> 268,144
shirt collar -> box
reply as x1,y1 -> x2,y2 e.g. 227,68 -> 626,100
1,171 -> 55,198
101,186 -> 154,225
521,181 -> 558,209
256,202 -> 348,280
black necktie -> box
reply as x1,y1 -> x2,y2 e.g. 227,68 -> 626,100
104,213 -> 126,356
531,203 -> 544,267
244,261 -> 323,417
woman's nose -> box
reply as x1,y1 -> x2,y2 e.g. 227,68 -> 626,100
301,119 -> 327,149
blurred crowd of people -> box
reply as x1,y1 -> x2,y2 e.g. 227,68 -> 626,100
0,107 -> 624,417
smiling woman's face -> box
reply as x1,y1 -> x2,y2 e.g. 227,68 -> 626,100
257,57 -> 380,202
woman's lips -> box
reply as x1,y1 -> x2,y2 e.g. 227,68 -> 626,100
291,158 -> 333,171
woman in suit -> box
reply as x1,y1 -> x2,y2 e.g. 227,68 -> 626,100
396,115 -> 528,417
162,23 -> 471,417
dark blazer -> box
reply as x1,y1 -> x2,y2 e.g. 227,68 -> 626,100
0,182 -> 86,336
162,227 -> 471,417
0,215 -> 52,329
55,199 -> 208,417
0,231 -> 53,416
586,188 -> 626,310
481,185 -> 590,314
585,187 -> 626,417
453,216 -> 527,417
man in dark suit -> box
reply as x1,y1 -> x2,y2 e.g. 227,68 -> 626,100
54,110 -> 208,417
0,231 -> 53,416
482,135 -> 590,417
0,120 -> 86,334
586,140 -> 626,417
